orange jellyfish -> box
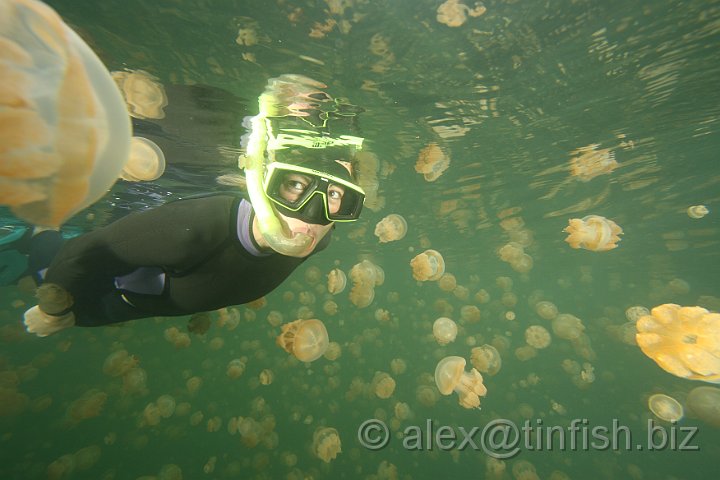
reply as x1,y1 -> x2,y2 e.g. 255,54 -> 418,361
569,145 -> 618,182
312,427 -> 341,463
415,143 -> 450,181
276,319 -> 329,362
111,69 -> 168,120
119,137 -> 165,182
525,325 -> 552,349
563,215 -> 623,251
434,356 -> 487,409
432,317 -> 458,345
647,393 -> 683,422
374,214 -> 408,243
410,249 -> 445,281
326,268 -> 347,295
372,371 -> 396,399
1,0 -> 132,228
436,0 -> 487,28
635,304 -> 720,383
470,344 -> 502,376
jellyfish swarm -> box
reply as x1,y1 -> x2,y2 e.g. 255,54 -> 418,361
1,0 -> 132,228
276,319 -> 329,362
415,143 -> 450,182
563,215 -> 623,251
635,304 -> 720,384
410,249 -> 445,281
569,145 -> 618,182
648,393 -> 684,422
313,427 -> 341,463
434,356 -> 487,409
374,214 -> 408,243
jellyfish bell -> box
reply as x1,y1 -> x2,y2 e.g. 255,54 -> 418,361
119,137 -> 165,182
1,0 -> 133,228
326,268 -> 347,295
312,427 -> 341,463
432,317 -> 458,345
525,325 -> 552,349
112,69 -> 168,120
410,249 -> 445,281
687,205 -> 709,219
470,344 -> 502,376
647,393 -> 683,422
563,215 -> 623,251
635,304 -> 720,384
276,319 -> 329,362
434,356 -> 487,409
374,214 -> 408,243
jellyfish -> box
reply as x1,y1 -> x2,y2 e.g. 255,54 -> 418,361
563,215 -> 623,251
372,371 -> 396,399
416,385 -> 439,407
112,69 -> 168,119
415,143 -> 450,181
552,313 -> 585,340
410,249 -> 445,281
327,268 -> 347,295
535,301 -> 558,320
635,304 -> 720,383
434,356 -> 487,409
259,369 -> 274,385
1,0 -> 133,228
432,317 -> 458,345
511,460 -> 540,480
647,393 -> 683,422
119,137 -> 165,182
390,358 -> 407,375
626,306 -> 650,323
460,305 -> 481,323
186,376 -> 203,395
525,325 -> 552,349
394,402 -> 413,421
685,386 -> 720,427
374,214 -> 408,243
187,312 -> 212,335
687,205 -> 709,219
569,145 -> 618,182
156,395 -> 176,418
436,0 -> 487,28
438,273 -> 457,292
312,427 -> 341,463
470,344 -> 502,376
276,319 -> 329,362
102,350 -> 138,377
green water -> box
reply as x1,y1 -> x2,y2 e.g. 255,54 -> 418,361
2,0 -> 720,478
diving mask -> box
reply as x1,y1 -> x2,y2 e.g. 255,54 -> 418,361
263,161 -> 365,225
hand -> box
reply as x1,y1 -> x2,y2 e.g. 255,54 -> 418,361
23,306 -> 75,337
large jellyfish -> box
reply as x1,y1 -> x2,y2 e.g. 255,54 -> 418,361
415,143 -> 450,181
635,304 -> 720,383
410,249 -> 445,281
374,214 -> 408,243
647,393 -> 683,422
563,215 -> 623,251
434,356 -> 487,409
276,319 -> 329,362
1,0 -> 132,228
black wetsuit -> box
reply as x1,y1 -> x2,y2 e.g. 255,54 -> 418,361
41,195 -> 330,326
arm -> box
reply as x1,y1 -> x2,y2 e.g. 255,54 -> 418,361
44,195 -> 236,299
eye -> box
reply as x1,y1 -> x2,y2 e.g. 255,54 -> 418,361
328,185 -> 345,200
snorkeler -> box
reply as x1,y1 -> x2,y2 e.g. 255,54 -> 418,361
19,74 -> 367,337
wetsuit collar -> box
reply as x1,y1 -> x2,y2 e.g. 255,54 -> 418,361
237,199 -> 272,257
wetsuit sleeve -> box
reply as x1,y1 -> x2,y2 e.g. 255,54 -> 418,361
44,195 -> 236,298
